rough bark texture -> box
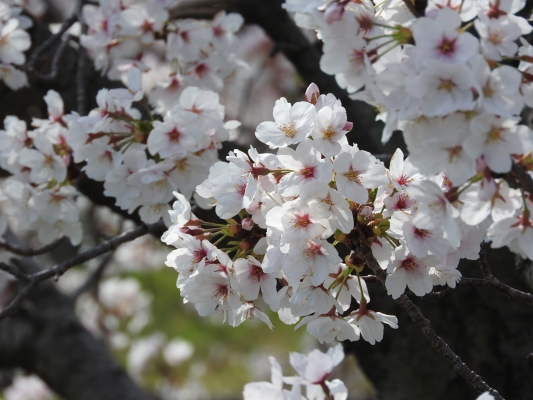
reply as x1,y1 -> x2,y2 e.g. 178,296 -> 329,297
344,248 -> 533,400
0,258 -> 157,400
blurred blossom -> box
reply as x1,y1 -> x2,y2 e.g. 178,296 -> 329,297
128,333 -> 166,380
163,339 -> 194,366
4,375 -> 53,400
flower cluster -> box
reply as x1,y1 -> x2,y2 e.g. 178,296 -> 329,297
80,0 -> 243,113
163,87 -> 403,344
162,72 -> 533,345
0,91 -> 82,245
0,2 -> 31,90
0,0 -> 245,248
282,0 -> 533,262
67,68 -> 237,225
243,344 -> 348,400
0,70 -> 237,249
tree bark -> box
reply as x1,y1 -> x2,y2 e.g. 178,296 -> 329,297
0,258 -> 157,400
344,248 -> 533,400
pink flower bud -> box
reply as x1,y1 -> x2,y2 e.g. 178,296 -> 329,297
242,217 -> 254,231
359,206 -> 374,219
62,154 -> 71,167
305,83 -> 320,104
343,121 -> 353,131
325,2 -> 345,24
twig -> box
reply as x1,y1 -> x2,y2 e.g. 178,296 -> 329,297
32,36 -> 73,81
76,0 -> 89,116
0,237 -> 66,257
503,161 -> 533,194
458,277 -> 533,307
401,0 -> 421,17
76,42 -> 88,116
361,275 -> 378,283
424,287 -> 452,300
70,253 -> 113,300
349,225 -> 504,399
0,263 -> 29,281
25,14 -> 78,71
0,221 -> 165,320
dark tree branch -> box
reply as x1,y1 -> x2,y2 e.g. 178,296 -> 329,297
70,253 -> 113,300
458,277 -> 533,306
347,226 -> 504,399
423,287 -> 452,300
401,0 -> 421,17
0,257 -> 157,400
0,221 -> 165,320
0,237 -> 66,257
25,14 -> 77,71
503,161 -> 533,194
0,263 -> 29,281
31,36 -> 73,81
76,0 -> 89,116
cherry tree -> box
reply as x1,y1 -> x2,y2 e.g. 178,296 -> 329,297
0,0 -> 533,399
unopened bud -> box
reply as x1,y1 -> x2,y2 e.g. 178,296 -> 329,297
346,251 -> 365,272
358,205 -> 374,220
334,230 -> 346,242
343,121 -> 353,131
239,240 -> 252,250
227,223 -> 241,236
242,217 -> 254,231
305,83 -> 320,104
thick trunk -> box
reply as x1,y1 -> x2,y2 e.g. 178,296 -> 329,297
0,258 -> 157,400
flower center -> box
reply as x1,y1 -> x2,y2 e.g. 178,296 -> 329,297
294,214 -> 312,229
234,181 -> 246,196
413,228 -> 430,238
438,37 -> 456,56
487,126 -> 504,143
167,128 -> 181,142
400,257 -> 418,271
343,167 -> 361,183
249,265 -> 264,282
192,249 -> 207,264
323,126 -> 336,140
438,79 -> 456,92
300,166 -> 315,179
303,242 -> 323,260
279,123 -> 297,138
446,146 -> 463,162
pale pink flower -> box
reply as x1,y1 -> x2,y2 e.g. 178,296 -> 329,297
333,148 -> 387,204
347,309 -> 398,345
411,8 -> 478,64
385,246 -> 438,298
256,98 -> 317,148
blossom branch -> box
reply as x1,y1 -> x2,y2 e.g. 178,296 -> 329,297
0,221 -> 165,320
458,277 -> 533,306
0,237 -> 66,257
349,226 -> 504,399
